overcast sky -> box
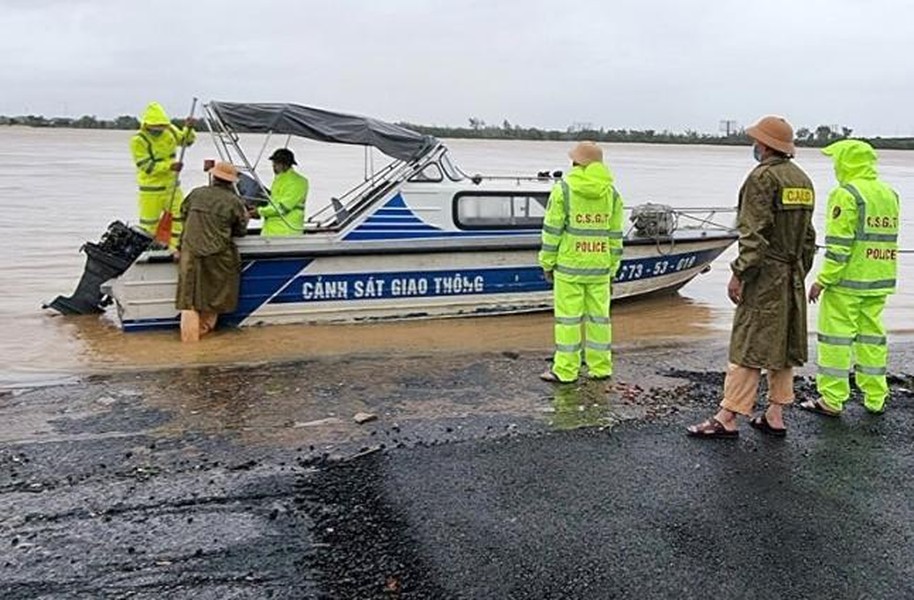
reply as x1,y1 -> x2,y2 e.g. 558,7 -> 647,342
1,0 -> 912,136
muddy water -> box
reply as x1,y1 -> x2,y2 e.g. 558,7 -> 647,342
1,128 -> 913,386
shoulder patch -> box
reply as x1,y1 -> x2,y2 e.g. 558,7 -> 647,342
782,188 -> 814,206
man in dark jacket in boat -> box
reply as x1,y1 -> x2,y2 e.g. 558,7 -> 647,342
175,162 -> 249,342
253,148 -> 309,236
688,115 -> 816,438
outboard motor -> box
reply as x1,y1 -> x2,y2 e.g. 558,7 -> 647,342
44,221 -> 156,315
630,203 -> 677,237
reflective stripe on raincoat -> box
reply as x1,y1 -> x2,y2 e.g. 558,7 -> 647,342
130,102 -> 196,190
538,162 -> 624,283
258,168 -> 309,236
817,139 -> 899,296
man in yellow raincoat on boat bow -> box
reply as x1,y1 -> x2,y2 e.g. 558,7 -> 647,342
130,101 -> 196,248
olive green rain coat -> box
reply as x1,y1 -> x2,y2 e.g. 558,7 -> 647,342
728,156 -> 817,369
175,184 -> 248,314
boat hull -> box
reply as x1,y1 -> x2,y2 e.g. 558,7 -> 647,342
108,235 -> 734,331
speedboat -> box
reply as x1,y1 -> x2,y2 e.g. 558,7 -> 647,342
47,101 -> 738,331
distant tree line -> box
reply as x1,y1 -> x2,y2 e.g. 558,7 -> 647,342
2,113 -> 912,150
399,118 -> 914,150
0,114 -> 204,131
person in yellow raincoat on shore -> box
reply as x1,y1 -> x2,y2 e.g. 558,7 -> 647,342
130,102 -> 196,248
538,141 -> 624,383
802,139 -> 900,417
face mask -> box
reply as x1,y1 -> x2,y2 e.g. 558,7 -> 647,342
753,145 -> 763,162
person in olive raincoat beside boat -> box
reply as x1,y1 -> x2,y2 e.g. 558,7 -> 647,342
175,162 -> 249,342
688,115 -> 816,438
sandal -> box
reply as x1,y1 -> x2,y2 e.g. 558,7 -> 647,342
686,417 -> 739,439
749,414 -> 787,437
539,370 -> 576,384
798,399 -> 840,418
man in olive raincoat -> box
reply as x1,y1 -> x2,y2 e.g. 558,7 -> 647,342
688,115 -> 816,438
130,101 -> 196,249
539,141 -> 624,383
175,162 -> 248,342
802,140 -> 900,417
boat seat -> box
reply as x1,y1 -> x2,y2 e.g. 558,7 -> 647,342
236,172 -> 269,204
330,197 -> 350,225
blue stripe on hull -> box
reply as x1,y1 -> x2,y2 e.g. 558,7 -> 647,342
121,248 -> 723,331
272,266 -> 546,304
269,248 -> 720,305
219,258 -> 313,326
122,317 -> 180,332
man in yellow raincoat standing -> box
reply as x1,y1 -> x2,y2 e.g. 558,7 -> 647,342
130,102 -> 196,248
539,141 -> 624,383
803,140 -> 900,417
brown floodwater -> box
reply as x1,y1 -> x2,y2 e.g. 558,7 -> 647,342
1,129 -> 912,386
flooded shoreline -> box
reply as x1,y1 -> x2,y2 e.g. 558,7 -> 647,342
7,292 -> 723,387
2,130 -> 913,386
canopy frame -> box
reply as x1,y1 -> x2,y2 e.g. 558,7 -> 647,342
201,101 -> 442,232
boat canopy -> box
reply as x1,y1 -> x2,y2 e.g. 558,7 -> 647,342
208,101 -> 438,162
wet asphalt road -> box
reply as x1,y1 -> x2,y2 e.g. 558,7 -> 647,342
1,341 -> 912,599
306,405 -> 914,599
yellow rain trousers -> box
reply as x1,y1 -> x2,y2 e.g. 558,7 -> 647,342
539,163 -> 624,382
817,292 -> 889,412
815,140 -> 899,412
130,102 -> 195,248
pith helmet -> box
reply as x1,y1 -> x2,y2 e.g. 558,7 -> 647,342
210,161 -> 239,183
568,141 -> 603,166
746,115 -> 795,156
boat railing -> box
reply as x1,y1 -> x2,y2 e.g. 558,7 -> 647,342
625,204 -> 736,251
305,156 -> 419,230
669,206 -> 737,231
462,173 -> 562,186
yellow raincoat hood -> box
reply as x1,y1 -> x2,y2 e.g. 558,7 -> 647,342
140,102 -> 172,127
822,139 -> 878,184
565,162 -> 615,202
